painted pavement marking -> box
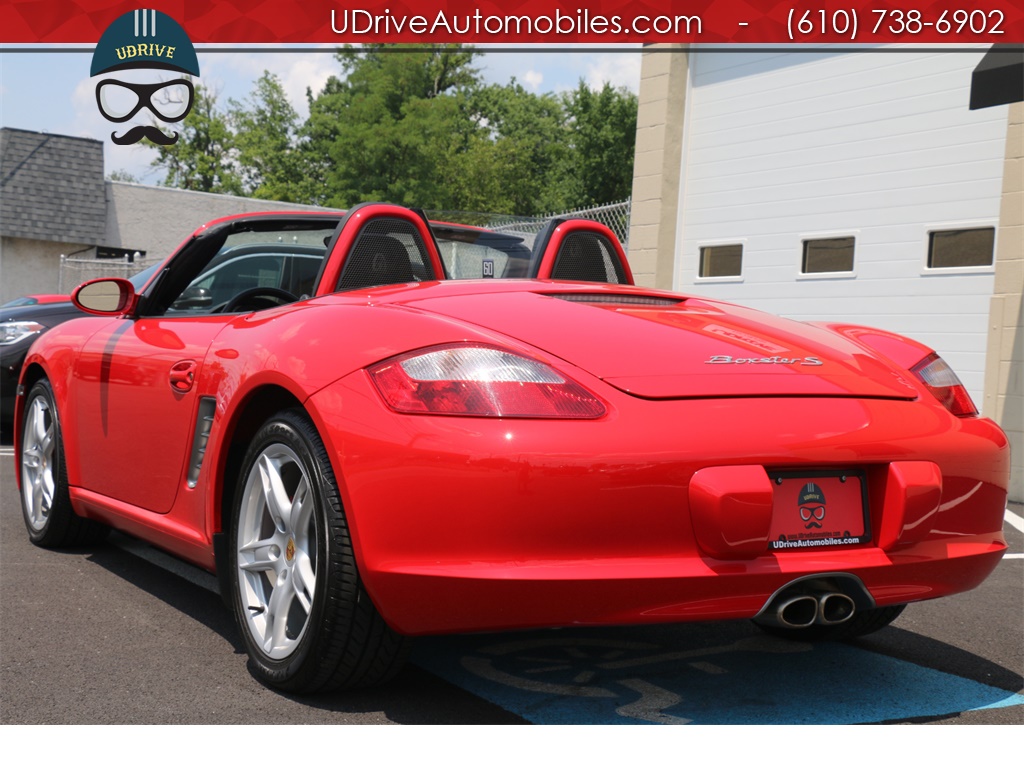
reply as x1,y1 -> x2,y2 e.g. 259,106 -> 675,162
1005,508 -> 1024,534
412,627 -> 1024,725
1,464 -> 1019,724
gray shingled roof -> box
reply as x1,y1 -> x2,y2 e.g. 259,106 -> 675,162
0,128 -> 107,244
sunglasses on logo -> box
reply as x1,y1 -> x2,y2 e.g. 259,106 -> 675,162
95,78 -> 195,123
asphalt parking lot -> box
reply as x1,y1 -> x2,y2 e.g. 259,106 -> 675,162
1,449 -> 1021,726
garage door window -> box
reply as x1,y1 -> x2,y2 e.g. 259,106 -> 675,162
802,237 -> 855,274
699,244 -> 743,278
928,228 -> 995,269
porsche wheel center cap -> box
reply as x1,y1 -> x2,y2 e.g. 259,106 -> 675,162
285,539 -> 295,562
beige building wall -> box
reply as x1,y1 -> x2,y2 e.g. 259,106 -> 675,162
0,237 -> 92,302
983,102 -> 1023,502
627,45 -> 688,290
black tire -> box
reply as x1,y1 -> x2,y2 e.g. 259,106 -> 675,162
19,378 -> 108,548
754,604 -> 906,642
228,408 -> 410,692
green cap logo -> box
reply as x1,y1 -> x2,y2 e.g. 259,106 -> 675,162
91,9 -> 199,77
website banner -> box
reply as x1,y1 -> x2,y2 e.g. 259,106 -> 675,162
2,0 -> 1021,44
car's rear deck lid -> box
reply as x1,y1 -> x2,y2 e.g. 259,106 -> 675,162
404,288 -> 921,400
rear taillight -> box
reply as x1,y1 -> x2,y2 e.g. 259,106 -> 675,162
910,353 -> 977,417
368,344 -> 606,419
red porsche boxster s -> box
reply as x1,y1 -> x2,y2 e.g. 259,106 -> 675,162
15,204 -> 1009,693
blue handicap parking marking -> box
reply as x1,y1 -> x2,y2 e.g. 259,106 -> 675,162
411,625 -> 1024,724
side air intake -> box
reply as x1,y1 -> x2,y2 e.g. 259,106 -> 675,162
187,397 -> 216,488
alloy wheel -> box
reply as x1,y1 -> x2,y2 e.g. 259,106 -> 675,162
21,394 -> 56,532
235,443 -> 318,660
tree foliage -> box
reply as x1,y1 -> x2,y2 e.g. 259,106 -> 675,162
151,82 -> 241,194
303,45 -> 485,209
107,169 -> 139,183
471,81 -> 571,213
562,82 -> 638,209
152,47 -> 638,215
229,73 -> 306,202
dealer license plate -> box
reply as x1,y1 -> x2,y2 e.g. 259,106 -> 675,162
767,471 -> 869,551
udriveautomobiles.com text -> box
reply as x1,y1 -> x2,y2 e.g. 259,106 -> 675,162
330,8 -> 703,36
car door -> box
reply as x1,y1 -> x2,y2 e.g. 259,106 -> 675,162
72,315 -> 227,513
72,214 -> 342,514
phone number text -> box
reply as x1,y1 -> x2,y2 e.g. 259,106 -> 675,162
787,8 -> 1006,41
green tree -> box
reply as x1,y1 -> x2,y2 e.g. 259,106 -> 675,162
151,51 -> 640,218
561,82 -> 638,207
229,72 -> 308,201
151,82 -> 242,194
302,45 -> 487,209
107,169 -> 139,183
469,81 -> 571,214
333,44 -> 479,105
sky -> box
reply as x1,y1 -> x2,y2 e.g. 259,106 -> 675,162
0,44 -> 642,184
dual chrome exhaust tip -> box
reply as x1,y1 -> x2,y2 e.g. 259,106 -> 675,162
766,592 -> 857,629
754,574 -> 873,630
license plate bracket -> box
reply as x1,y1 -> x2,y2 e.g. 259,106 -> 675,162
767,470 -> 870,551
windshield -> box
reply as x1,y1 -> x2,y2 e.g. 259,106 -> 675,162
129,263 -> 160,290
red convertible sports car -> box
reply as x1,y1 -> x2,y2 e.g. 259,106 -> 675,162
16,204 -> 1009,693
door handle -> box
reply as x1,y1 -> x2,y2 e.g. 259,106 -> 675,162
170,360 -> 197,393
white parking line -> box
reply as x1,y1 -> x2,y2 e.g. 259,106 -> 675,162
999,508 -> 1022,559
1004,508 -> 1024,534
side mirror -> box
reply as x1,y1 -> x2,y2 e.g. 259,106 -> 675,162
72,278 -> 136,316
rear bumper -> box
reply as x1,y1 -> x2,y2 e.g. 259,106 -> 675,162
365,538 -> 1005,634
309,374 -> 1010,636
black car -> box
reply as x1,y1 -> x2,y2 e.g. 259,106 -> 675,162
1,301 -> 82,435
0,265 -> 160,435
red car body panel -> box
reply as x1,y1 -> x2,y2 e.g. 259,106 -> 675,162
71,315 -> 226,512
310,363 -> 1006,634
398,290 -> 922,399
14,209 -> 1010,641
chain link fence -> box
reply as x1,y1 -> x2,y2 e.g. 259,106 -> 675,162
426,198 -> 632,251
550,198 -> 631,248
58,254 -> 155,294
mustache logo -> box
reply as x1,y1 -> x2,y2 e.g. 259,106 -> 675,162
111,125 -> 179,145
804,520 -> 823,529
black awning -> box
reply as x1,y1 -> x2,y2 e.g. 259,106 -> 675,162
970,45 -> 1024,110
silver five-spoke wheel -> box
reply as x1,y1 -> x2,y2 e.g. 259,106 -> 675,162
236,443 -> 318,660
21,392 -> 56,532
18,378 -> 105,547
229,409 -> 409,692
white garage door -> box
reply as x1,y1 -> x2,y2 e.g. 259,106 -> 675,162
675,47 -> 1009,403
